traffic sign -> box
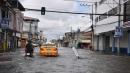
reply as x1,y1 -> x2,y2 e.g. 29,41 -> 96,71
114,26 -> 123,38
0,18 -> 10,29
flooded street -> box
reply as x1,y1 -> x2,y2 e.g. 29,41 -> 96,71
1,0 -> 130,73
1,47 -> 130,73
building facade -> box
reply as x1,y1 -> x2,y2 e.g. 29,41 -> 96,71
76,31 -> 92,49
21,16 -> 39,48
0,0 -> 25,52
62,31 -> 92,49
93,0 -> 130,55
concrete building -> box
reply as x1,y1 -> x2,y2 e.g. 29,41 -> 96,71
62,31 -> 92,49
0,0 -> 25,52
93,0 -> 130,55
15,10 -> 24,48
76,31 -> 92,49
63,32 -> 75,48
21,16 -> 39,48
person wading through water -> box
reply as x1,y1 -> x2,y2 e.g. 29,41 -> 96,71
25,40 -> 34,57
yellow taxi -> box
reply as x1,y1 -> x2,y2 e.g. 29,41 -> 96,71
39,43 -> 58,57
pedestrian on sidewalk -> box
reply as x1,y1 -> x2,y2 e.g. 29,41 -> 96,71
25,40 -> 34,57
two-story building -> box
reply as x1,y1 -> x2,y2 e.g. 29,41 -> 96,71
21,16 -> 39,48
76,31 -> 92,49
0,0 -> 25,52
62,30 -> 92,49
93,0 -> 130,55
63,32 -> 75,47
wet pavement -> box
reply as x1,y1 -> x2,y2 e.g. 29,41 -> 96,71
1,47 -> 130,73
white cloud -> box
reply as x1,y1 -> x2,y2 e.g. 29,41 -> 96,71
20,0 -> 92,41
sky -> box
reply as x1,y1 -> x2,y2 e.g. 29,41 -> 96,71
19,0 -> 100,41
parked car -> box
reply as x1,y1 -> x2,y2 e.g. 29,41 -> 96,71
39,43 -> 58,57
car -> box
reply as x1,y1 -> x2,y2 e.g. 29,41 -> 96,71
39,43 -> 58,57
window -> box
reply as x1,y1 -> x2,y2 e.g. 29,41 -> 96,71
2,10 -> 6,18
1,8 -> 9,18
99,12 -> 108,21
95,6 -> 118,22
125,0 -> 130,21
99,0 -> 106,5
108,7 -> 118,17
98,14 -> 107,21
95,17 -> 98,23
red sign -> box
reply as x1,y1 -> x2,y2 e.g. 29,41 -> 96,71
123,21 -> 130,28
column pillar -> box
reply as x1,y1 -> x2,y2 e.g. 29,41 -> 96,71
112,33 -> 115,53
97,35 -> 99,51
127,30 -> 130,55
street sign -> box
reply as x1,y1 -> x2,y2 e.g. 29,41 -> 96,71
114,26 -> 123,38
0,18 -> 10,29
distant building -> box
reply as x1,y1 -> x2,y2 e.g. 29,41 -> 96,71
62,31 -> 92,49
63,32 -> 74,47
21,16 -> 39,48
76,31 -> 92,49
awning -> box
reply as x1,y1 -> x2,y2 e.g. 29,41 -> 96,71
79,40 -> 91,43
24,16 -> 40,22
7,0 -> 25,11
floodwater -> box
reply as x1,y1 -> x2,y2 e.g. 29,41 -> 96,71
1,47 -> 130,73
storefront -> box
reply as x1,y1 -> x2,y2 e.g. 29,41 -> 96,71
0,29 -> 4,52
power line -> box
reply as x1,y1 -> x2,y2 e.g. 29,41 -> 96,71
74,0 -> 130,5
25,8 -> 130,16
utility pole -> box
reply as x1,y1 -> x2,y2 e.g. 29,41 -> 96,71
70,26 -> 73,48
117,0 -> 121,54
29,21 -> 32,40
91,4 -> 94,51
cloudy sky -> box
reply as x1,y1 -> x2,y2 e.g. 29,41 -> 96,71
19,0 -> 100,41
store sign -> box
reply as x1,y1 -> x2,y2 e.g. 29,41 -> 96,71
0,18 -> 10,29
114,26 -> 123,38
